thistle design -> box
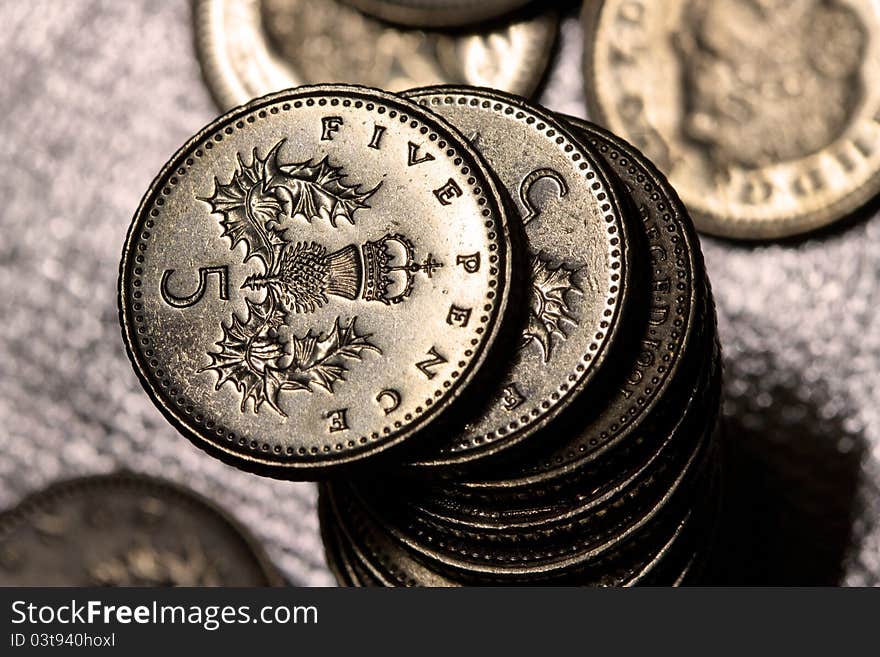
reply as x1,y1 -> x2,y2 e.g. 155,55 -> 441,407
240,232 -> 443,315
200,139 -> 380,272
521,252 -> 582,362
198,140 -> 389,415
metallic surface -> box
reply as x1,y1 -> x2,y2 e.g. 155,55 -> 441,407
195,0 -> 557,110
119,85 -> 512,477
339,0 -> 533,28
0,0 -> 878,586
404,87 -> 630,467
583,0 -> 880,239
0,473 -> 283,585
338,330 -> 721,582
412,324 -> 718,532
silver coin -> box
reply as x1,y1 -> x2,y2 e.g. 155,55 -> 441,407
0,473 -> 283,586
402,86 -> 632,469
195,0 -> 557,110
118,85 -> 512,478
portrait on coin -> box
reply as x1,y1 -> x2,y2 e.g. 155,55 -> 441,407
673,0 -> 866,170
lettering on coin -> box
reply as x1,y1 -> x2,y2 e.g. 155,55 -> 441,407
447,305 -> 472,328
518,168 -> 568,224
407,141 -> 436,166
368,124 -> 386,150
500,383 -> 525,411
376,389 -> 402,415
416,346 -> 447,379
321,116 -> 344,140
433,178 -> 463,205
160,266 -> 230,308
456,252 -> 481,273
325,408 -> 349,432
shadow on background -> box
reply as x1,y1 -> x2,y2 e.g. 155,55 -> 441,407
705,359 -> 867,585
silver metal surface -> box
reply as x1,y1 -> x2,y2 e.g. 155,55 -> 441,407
0,1 -> 877,585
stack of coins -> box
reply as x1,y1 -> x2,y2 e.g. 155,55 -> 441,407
118,76 -> 720,583
318,87 -> 722,586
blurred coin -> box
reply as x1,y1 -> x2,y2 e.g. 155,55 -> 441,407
584,0 -> 880,239
0,473 -> 282,586
340,0 -> 533,28
195,0 -> 557,110
119,85 -> 512,478
403,86 -> 631,468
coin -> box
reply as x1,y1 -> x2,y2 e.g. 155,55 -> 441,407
194,0 -> 557,111
119,85 -> 512,478
326,483 -> 461,586
318,491 -> 360,586
0,473 -> 282,586
426,116 -> 704,492
405,326 -> 719,534
360,381 -> 717,579
402,87 -> 631,468
339,0 -> 533,28
624,455 -> 720,586
328,456 -> 713,585
584,0 -> 880,239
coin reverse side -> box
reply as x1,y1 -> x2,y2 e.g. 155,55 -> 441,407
194,0 -> 557,111
404,87 -> 629,467
119,85 -> 511,477
584,0 -> 880,239
0,474 -> 282,586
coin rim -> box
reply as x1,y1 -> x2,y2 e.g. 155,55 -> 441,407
338,0 -> 533,28
371,347 -> 721,576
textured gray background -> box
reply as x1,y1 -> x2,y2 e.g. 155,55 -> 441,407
0,0 -> 877,586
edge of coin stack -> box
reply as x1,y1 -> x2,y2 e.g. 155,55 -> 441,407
114,0 -> 726,587
317,86 -> 723,586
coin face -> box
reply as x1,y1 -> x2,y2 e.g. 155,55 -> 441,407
194,0 -> 557,111
0,474 -> 282,586
339,0 -> 533,28
119,85 -> 511,477
402,88 -> 629,468
584,0 -> 880,239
